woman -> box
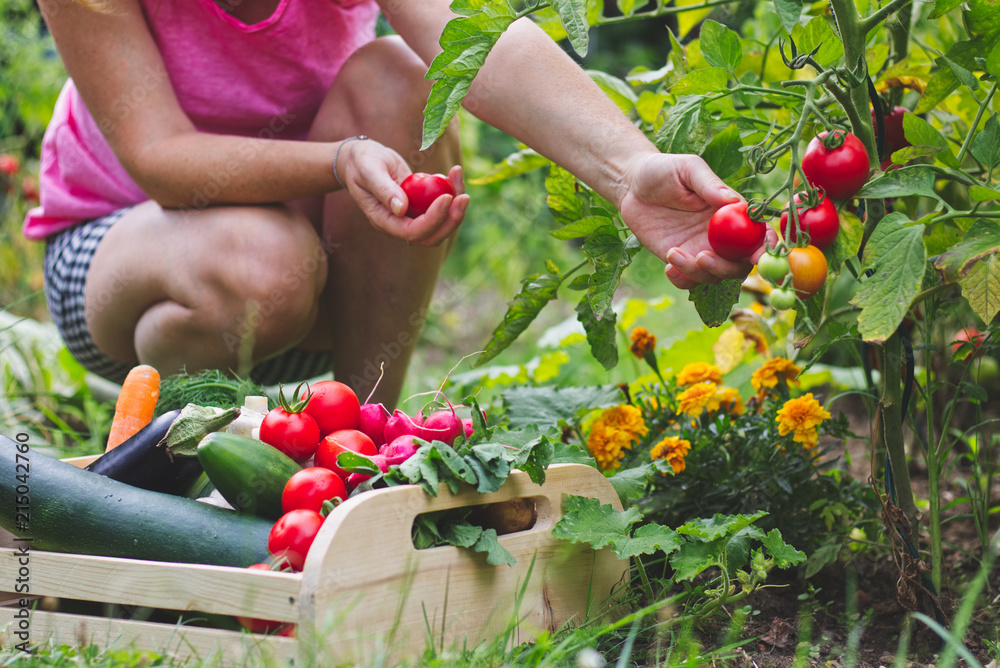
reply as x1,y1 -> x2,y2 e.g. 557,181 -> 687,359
27,0 -> 763,407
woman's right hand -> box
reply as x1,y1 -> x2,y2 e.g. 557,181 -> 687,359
336,138 -> 468,247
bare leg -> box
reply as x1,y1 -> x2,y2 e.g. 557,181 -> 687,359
296,36 -> 462,407
85,201 -> 327,378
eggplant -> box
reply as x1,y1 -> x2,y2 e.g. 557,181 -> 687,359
86,410 -> 205,495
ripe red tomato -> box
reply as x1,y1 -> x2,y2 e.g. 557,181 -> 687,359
268,509 -> 325,571
787,245 -> 828,297
315,429 -> 378,479
780,192 -> 840,250
707,201 -> 766,261
301,380 -> 361,436
259,407 -> 321,461
400,173 -> 455,217
282,467 -> 348,514
0,154 -> 20,177
801,131 -> 870,201
236,564 -> 289,633
872,105 -> 910,156
951,327 -> 986,358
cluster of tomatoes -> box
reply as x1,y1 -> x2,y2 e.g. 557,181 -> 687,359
240,380 -> 477,634
708,127 -> 877,310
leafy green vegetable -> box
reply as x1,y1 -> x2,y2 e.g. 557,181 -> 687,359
156,369 -> 269,416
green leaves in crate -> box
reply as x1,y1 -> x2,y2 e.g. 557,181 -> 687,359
413,512 -> 515,566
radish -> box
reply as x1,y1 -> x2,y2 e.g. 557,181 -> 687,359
358,403 -> 390,448
421,410 -> 464,446
346,454 -> 388,491
381,434 -> 422,466
383,410 -> 425,444
461,418 -> 475,439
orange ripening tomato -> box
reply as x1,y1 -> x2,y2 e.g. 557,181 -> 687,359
787,245 -> 828,297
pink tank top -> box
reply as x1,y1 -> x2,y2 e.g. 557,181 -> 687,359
23,0 -> 379,240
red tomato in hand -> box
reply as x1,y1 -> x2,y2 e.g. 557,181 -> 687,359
787,245 -> 828,297
315,429 -> 378,479
400,173 -> 455,217
780,192 -> 840,250
301,380 -> 361,436
801,131 -> 870,201
259,407 -> 321,461
282,467 -> 348,513
236,563 -> 289,633
268,509 -> 325,571
708,201 -> 766,261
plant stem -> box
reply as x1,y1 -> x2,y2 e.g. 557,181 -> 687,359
879,333 -> 919,530
859,0 -> 913,34
956,81 -> 999,164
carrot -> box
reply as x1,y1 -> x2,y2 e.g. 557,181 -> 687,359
106,365 -> 161,451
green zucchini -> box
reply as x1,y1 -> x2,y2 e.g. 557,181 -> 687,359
0,436 -> 271,567
197,432 -> 301,520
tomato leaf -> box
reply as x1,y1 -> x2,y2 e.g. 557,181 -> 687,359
824,209 -> 864,273
583,227 -> 640,319
422,76 -> 472,151
773,0 -> 802,34
587,70 -> 638,114
502,384 -> 624,429
971,114 -> 1000,171
551,0 -> 591,57
850,213 -> 926,343
855,165 -> 941,201
669,67 -> 729,96
914,40 -> 982,115
576,292 -> 619,370
930,0 -> 964,18
960,255 -> 1000,327
933,219 -> 1000,283
689,278 -> 742,327
550,216 -> 614,241
699,20 -> 742,72
546,164 -> 586,225
475,269 -> 564,367
654,95 -> 711,154
468,148 -> 550,185
701,124 -> 744,180
791,17 -> 843,68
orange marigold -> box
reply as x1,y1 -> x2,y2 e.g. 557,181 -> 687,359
586,405 -> 649,471
629,327 -> 657,360
650,436 -> 691,474
676,362 -> 723,386
776,393 -> 831,451
677,382 -> 720,417
751,357 -> 801,396
714,386 -> 745,415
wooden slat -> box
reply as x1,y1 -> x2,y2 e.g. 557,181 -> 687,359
0,609 -> 296,666
298,463 -> 629,661
0,551 -> 301,621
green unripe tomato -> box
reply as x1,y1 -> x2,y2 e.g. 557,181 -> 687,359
756,253 -> 790,285
769,288 -> 797,310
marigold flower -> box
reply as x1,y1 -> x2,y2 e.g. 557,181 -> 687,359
776,393 -> 831,451
714,386 -> 745,415
676,362 -> 723,387
751,357 -> 801,396
629,327 -> 657,360
586,405 -> 649,471
677,382 -> 720,417
650,436 -> 691,474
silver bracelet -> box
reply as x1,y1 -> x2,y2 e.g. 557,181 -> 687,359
333,135 -> 368,188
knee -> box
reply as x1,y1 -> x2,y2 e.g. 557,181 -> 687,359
201,206 -> 327,344
336,36 -> 433,119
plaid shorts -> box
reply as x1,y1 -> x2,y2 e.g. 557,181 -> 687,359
43,208 -> 333,387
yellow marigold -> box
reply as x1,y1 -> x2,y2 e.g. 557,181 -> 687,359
714,386 -> 745,415
586,405 -> 649,471
629,327 -> 657,360
650,436 -> 691,474
676,362 -> 723,387
751,357 -> 801,396
677,382 -> 720,417
776,393 -> 831,451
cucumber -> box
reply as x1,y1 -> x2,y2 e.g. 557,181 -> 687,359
0,436 -> 271,567
197,432 -> 301,520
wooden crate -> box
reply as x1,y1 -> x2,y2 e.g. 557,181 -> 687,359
0,462 -> 628,665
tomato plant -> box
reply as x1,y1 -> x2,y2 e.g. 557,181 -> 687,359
282,467 -> 348,514
780,192 -> 840,250
300,380 -> 361,437
801,132 -> 870,201
768,288 -> 797,310
267,509 -> 325,572
787,245 -> 828,297
707,201 -> 766,261
400,172 -> 455,217
756,252 -> 790,285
